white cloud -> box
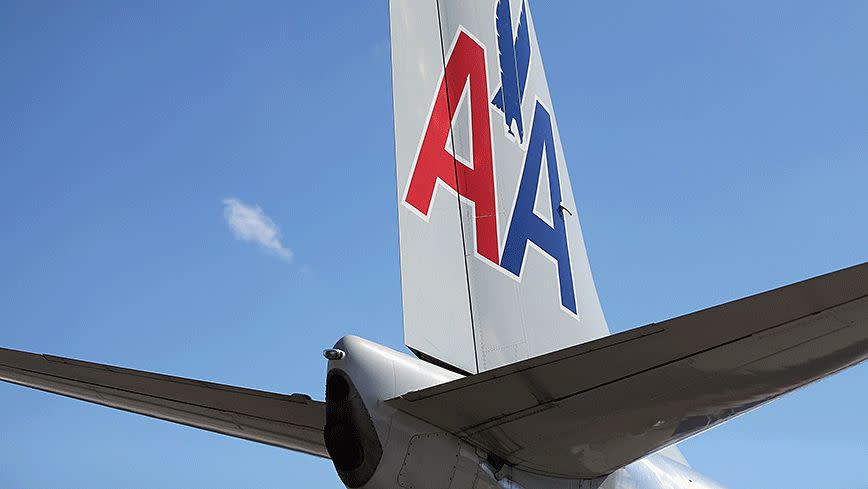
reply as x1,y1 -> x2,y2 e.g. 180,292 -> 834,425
222,198 -> 293,262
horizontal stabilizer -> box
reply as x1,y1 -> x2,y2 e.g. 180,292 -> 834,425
0,348 -> 328,458
388,262 -> 868,477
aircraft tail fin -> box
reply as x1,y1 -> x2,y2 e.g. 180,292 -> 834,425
390,0 -> 608,374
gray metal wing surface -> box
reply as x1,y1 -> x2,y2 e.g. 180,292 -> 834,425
0,348 -> 328,458
388,262 -> 868,478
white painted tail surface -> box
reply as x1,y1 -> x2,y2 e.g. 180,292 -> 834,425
390,0 -> 609,374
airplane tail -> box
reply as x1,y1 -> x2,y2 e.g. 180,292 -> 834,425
390,0 -> 609,374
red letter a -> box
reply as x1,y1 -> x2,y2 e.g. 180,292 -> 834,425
404,31 -> 499,265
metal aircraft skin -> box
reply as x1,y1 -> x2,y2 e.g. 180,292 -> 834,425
0,1 -> 866,488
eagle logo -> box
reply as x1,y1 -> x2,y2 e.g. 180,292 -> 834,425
491,0 -> 531,143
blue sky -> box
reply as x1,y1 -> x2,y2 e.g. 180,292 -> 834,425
0,1 -> 865,488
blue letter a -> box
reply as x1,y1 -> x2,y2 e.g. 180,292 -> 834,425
501,102 -> 577,314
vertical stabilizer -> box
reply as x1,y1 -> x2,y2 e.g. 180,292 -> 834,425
390,0 -> 609,373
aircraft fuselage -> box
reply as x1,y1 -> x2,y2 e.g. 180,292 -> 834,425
324,335 -> 727,489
